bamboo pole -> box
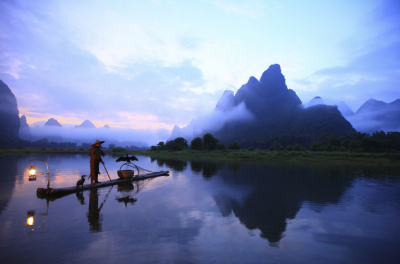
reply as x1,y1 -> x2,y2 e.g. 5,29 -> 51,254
102,162 -> 113,184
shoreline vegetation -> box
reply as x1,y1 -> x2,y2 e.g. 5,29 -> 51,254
1,146 -> 399,166
134,149 -> 400,166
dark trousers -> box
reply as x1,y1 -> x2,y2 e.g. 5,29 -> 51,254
90,160 -> 100,183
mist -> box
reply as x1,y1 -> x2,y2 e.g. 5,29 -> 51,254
26,126 -> 171,148
346,101 -> 400,134
170,102 -> 255,142
305,97 -> 400,134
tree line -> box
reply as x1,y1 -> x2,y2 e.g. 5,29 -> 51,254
150,133 -> 242,151
151,131 -> 400,153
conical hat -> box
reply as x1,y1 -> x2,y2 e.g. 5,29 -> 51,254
92,139 -> 105,146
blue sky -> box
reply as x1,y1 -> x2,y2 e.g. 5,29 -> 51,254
1,0 -> 399,135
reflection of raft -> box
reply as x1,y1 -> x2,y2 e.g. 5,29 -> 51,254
37,171 -> 169,196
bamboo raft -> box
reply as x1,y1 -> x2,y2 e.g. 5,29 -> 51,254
37,170 -> 169,197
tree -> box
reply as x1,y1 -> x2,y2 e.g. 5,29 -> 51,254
328,137 -> 341,147
174,137 -> 188,148
286,145 -> 294,151
293,144 -> 305,151
191,137 -> 203,150
361,137 -> 380,152
310,142 -> 325,151
348,140 -> 360,152
157,142 -> 165,149
217,143 -> 226,150
203,133 -> 218,150
228,141 -> 241,150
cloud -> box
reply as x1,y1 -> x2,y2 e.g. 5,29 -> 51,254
294,0 -> 400,110
171,101 -> 254,141
205,0 -> 265,18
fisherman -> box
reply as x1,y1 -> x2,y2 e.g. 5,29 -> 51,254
88,140 -> 105,185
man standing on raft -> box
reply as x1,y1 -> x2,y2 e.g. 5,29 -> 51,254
89,140 -> 105,185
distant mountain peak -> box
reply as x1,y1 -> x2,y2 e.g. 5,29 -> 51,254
20,115 -> 28,128
259,64 -> 286,89
247,76 -> 259,86
308,96 -> 325,107
103,124 -> 110,128
19,115 -> 32,140
0,80 -> 20,140
215,90 -> 235,111
75,120 -> 96,128
356,98 -> 387,114
337,101 -> 354,117
45,118 -> 62,127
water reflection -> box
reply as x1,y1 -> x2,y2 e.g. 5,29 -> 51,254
190,160 -> 225,179
116,182 -> 137,207
187,159 -> 397,243
76,191 -> 85,205
87,188 -> 102,232
151,157 -> 187,172
1,155 -> 399,263
0,156 -> 19,215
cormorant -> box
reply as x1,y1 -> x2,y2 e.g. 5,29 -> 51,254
76,175 -> 86,188
116,154 -> 138,163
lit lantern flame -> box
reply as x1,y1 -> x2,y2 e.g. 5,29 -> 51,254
29,166 -> 36,176
27,211 -> 35,226
27,216 -> 34,226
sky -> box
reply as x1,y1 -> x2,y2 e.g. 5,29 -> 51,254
1,0 -> 399,142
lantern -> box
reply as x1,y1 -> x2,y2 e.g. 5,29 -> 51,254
28,160 -> 50,188
27,210 -> 35,226
29,165 -> 36,180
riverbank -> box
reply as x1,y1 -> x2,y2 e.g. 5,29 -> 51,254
2,147 -> 399,166
130,149 -> 400,166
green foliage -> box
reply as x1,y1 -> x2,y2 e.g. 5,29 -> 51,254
286,145 -> 294,151
308,131 -> 400,153
166,137 -> 188,151
203,133 -> 219,150
325,144 -> 339,152
310,142 -> 326,151
191,137 -> 203,150
319,132 -> 334,144
228,141 -> 241,150
165,141 -> 184,151
112,147 -> 126,152
247,147 -> 255,151
348,140 -> 360,152
217,143 -> 226,150
151,137 -> 188,151
328,137 -> 341,147
293,144 -> 305,151
157,142 -> 165,150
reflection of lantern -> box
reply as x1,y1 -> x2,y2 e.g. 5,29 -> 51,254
29,165 -> 36,180
27,210 -> 35,226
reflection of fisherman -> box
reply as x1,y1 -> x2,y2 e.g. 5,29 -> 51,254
88,139 -> 105,185
87,188 -> 102,232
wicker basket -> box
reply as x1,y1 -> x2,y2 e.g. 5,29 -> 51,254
117,170 -> 134,179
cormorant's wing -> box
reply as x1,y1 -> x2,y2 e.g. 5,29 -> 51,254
129,155 -> 138,161
116,157 -> 128,162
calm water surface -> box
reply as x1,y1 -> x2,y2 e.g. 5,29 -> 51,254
0,154 -> 399,263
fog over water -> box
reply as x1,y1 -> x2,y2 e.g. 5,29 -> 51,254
26,125 -> 170,147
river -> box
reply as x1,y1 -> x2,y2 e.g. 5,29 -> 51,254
0,154 -> 399,263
